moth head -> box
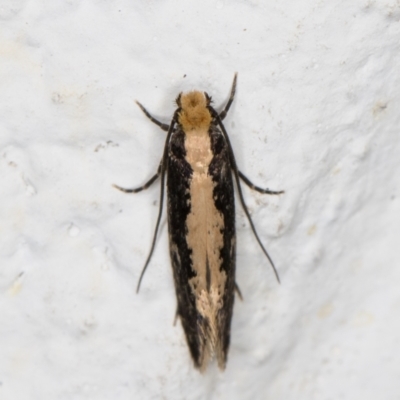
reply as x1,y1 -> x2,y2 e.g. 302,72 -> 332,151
178,91 -> 212,131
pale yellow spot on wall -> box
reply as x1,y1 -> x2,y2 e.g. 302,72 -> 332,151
332,166 -> 341,175
372,101 -> 387,117
352,311 -> 374,327
349,258 -> 363,273
318,303 -> 333,319
307,224 -> 317,236
10,348 -> 30,374
7,273 -> 24,296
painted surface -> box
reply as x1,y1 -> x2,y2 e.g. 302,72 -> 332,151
0,1 -> 399,399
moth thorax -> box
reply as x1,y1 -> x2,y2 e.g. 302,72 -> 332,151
179,91 -> 212,131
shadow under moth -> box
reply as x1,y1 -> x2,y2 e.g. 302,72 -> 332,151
114,74 -> 284,371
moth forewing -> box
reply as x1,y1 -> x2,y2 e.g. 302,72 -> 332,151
113,73 -> 284,371
167,92 -> 236,370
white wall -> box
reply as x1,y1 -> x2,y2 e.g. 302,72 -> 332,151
0,1 -> 399,399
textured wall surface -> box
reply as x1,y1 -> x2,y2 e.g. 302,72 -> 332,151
0,1 -> 399,399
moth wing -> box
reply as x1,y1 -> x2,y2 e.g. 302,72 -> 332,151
166,124 -> 236,370
208,123 -> 236,369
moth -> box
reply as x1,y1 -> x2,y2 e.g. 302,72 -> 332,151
114,74 -> 284,371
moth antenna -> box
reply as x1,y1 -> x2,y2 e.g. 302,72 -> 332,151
208,106 -> 281,284
219,72 -> 238,121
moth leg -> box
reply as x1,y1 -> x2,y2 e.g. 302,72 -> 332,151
219,73 -> 237,121
136,101 -> 169,131
113,162 -> 162,290
235,282 -> 243,301
234,174 -> 281,283
135,112 -> 179,293
113,164 -> 162,193
239,171 -> 284,195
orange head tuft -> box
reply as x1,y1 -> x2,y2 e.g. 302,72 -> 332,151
178,91 -> 212,131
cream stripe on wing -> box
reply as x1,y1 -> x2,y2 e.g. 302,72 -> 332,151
185,127 -> 226,356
